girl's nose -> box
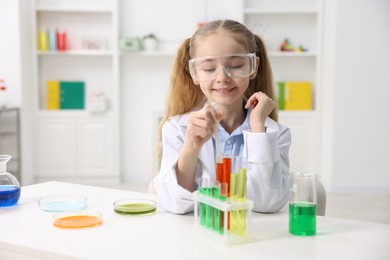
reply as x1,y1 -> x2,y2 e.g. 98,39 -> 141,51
215,67 -> 231,82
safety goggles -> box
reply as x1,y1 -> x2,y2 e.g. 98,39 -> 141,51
189,53 -> 256,82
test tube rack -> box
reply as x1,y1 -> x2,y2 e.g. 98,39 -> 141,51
193,191 -> 254,245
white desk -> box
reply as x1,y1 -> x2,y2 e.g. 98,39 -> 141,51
0,182 -> 389,260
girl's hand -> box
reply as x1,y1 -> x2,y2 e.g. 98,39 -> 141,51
184,103 -> 223,152
245,91 -> 275,132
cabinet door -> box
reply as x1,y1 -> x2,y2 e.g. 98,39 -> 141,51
37,118 -> 77,177
78,118 -> 114,177
279,114 -> 320,173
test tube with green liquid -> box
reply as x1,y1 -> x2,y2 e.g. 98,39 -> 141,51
205,186 -> 213,229
212,185 -> 220,232
199,186 -> 207,226
219,182 -> 228,234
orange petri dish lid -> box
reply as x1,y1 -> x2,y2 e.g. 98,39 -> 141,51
53,210 -> 103,229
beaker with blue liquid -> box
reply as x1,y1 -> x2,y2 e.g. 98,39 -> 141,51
0,155 -> 21,207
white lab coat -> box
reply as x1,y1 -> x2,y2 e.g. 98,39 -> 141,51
155,112 -> 291,214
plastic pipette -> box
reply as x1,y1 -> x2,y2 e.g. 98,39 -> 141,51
212,102 -> 222,165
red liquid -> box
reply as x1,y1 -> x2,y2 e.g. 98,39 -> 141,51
223,157 -> 231,195
216,163 -> 223,183
222,157 -> 232,229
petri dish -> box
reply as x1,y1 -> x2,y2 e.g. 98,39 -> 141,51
38,196 -> 87,212
113,199 -> 157,215
53,210 -> 103,229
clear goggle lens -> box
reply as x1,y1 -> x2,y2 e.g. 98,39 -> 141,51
189,53 -> 256,82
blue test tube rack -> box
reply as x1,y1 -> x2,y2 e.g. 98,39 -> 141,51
193,191 -> 254,245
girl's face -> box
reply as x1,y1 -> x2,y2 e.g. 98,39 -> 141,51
192,32 -> 254,107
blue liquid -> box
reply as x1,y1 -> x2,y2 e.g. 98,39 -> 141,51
41,201 -> 87,212
0,185 -> 21,207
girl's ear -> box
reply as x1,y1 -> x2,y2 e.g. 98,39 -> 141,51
250,56 -> 260,80
192,79 -> 200,85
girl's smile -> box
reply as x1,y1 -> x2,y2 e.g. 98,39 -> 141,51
213,86 -> 237,95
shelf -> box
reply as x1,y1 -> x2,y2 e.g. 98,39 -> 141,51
36,7 -> 113,13
120,51 -> 175,57
0,130 -> 17,135
35,0 -> 115,13
268,51 -> 317,58
121,51 -> 316,58
37,110 -> 115,117
244,8 -> 318,15
279,110 -> 318,117
37,50 -> 114,57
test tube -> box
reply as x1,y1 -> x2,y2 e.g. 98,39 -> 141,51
229,156 -> 240,234
212,185 -> 220,232
222,156 -> 232,196
219,183 -> 228,234
199,186 -> 207,226
236,161 -> 247,236
199,179 -> 213,228
236,159 -> 247,201
222,155 -> 232,230
216,154 -> 223,184
205,186 -> 213,229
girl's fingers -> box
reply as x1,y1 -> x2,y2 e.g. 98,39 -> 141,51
245,92 -> 262,108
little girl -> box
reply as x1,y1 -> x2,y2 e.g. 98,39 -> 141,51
154,19 -> 291,214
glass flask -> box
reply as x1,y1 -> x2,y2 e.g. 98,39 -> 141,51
0,155 -> 21,207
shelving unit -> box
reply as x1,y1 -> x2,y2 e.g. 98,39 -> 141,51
25,0 -> 324,184
243,0 -> 323,172
0,108 -> 21,181
31,0 -> 120,184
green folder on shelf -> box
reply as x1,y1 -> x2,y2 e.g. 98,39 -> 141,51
60,81 -> 85,109
276,81 -> 312,110
277,82 -> 285,110
47,81 -> 85,110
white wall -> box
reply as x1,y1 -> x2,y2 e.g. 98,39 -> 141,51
0,0 -> 22,108
330,0 -> 390,192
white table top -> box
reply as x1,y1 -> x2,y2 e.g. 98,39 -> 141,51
0,181 -> 389,260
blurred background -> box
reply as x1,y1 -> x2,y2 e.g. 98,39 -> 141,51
1,0 -> 389,223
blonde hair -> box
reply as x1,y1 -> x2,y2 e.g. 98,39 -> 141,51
153,19 -> 277,174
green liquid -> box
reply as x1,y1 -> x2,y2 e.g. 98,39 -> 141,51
212,186 -> 220,232
289,202 -> 316,236
199,187 -> 207,226
205,187 -> 213,228
114,203 -> 156,215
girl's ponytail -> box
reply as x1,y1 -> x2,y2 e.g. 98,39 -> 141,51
247,34 -> 278,121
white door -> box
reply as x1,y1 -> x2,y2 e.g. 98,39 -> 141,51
78,118 -> 114,177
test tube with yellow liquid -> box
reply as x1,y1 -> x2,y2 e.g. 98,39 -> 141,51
229,157 -> 239,234
235,157 -> 247,236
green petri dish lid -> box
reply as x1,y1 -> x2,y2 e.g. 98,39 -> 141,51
113,199 -> 157,215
